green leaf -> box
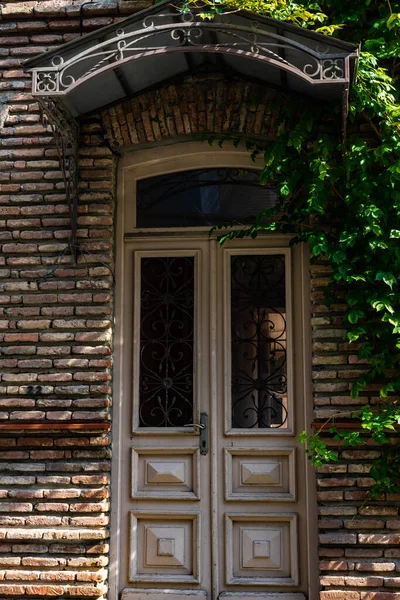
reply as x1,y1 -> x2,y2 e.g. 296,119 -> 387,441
347,309 -> 365,324
376,272 -> 397,289
347,327 -> 367,342
387,13 -> 400,29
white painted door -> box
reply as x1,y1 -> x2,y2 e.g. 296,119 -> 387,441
119,235 -> 313,600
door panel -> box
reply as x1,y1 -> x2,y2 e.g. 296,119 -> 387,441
216,241 -> 308,598
131,447 -> 200,500
121,240 -> 212,600
224,513 -> 298,586
224,447 -> 296,502
120,237 -> 312,600
129,510 -> 200,583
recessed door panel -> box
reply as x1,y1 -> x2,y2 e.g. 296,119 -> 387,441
131,448 -> 200,500
129,511 -> 200,583
225,448 -> 296,501
225,513 -> 299,586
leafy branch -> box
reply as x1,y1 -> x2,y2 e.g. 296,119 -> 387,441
185,0 -> 400,497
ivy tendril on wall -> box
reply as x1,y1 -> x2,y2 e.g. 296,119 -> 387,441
183,0 -> 400,498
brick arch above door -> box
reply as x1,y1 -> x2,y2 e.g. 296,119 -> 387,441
97,74 -> 285,152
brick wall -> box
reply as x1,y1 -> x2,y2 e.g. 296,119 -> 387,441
0,1 -> 400,599
311,261 -> 400,600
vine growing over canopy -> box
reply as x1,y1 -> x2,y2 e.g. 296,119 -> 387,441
184,0 -> 400,497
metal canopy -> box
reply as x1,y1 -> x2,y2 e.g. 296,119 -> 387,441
25,0 -> 358,117
23,1 -> 358,263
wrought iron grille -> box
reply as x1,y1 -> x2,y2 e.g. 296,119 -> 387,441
139,256 -> 195,427
38,98 -> 79,261
231,254 -> 288,429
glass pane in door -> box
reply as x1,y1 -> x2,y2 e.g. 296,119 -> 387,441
139,256 -> 195,427
231,254 -> 288,429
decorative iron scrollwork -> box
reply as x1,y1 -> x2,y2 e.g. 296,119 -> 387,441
36,72 -> 59,93
38,98 -> 79,262
304,57 -> 344,80
139,256 -> 195,427
29,4 -> 356,97
231,254 -> 288,429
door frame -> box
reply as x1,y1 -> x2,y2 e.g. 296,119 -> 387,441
110,141 -> 318,600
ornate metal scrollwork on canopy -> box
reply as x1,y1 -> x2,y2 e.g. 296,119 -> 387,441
38,98 -> 79,262
30,7 -> 355,97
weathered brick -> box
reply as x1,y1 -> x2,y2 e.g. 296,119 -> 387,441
359,507 -> 398,517
319,506 -> 357,516
384,579 -> 400,587
320,593 -> 360,600
345,520 -> 385,529
25,585 -> 65,596
10,411 -> 45,420
21,558 -> 66,567
0,476 -> 35,485
346,576 -> 383,586
17,320 -> 51,330
320,533 -> 357,544
4,333 -> 38,342
0,503 -> 32,513
318,477 -> 357,487
35,503 -> 69,513
0,585 -> 26,595
347,550 -> 384,558
2,244 -> 38,254
356,562 -> 396,571
317,491 -> 344,501
67,585 -> 104,596
358,535 -> 400,544
360,595 -> 400,600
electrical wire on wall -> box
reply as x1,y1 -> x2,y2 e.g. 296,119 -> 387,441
80,0 -> 96,36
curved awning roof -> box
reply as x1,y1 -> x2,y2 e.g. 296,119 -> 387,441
24,0 -> 358,118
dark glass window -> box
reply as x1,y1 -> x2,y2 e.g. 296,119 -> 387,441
136,168 -> 276,227
139,256 -> 195,427
231,254 -> 288,429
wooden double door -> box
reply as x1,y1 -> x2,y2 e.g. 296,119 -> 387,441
118,235 -> 314,600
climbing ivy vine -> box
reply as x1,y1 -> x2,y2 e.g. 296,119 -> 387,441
184,0 -> 400,497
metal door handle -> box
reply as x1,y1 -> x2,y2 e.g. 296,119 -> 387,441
184,413 -> 208,455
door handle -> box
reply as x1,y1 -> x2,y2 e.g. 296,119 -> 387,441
184,412 -> 208,455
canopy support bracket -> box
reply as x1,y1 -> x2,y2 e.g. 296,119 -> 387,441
38,98 -> 79,264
